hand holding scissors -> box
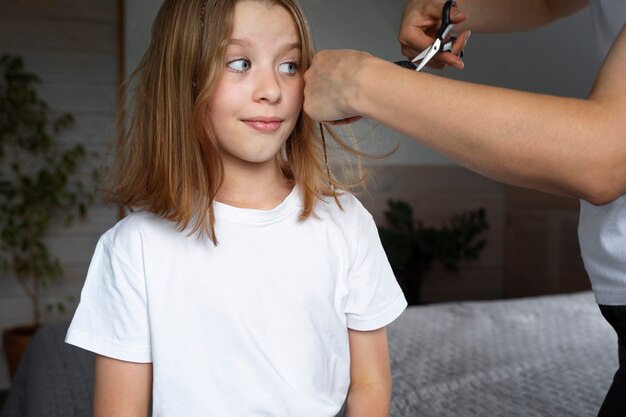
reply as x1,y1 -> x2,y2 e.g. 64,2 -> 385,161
396,0 -> 469,71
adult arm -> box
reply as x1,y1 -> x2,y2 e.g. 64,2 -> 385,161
437,0 -> 587,32
344,327 -> 392,417
399,0 -> 588,68
93,355 -> 153,417
304,26 -> 626,205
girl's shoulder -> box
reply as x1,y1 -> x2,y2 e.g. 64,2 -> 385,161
100,210 -> 180,249
322,189 -> 366,209
316,190 -> 372,223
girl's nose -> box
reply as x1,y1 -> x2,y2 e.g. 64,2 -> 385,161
252,70 -> 282,104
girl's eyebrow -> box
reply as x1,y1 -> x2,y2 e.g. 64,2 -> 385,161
282,42 -> 302,52
228,38 -> 301,52
227,38 -> 252,47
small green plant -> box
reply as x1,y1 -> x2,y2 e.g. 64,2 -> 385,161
379,199 -> 489,305
0,54 -> 95,326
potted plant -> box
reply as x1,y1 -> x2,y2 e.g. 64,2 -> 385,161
379,199 -> 489,305
0,54 -> 95,379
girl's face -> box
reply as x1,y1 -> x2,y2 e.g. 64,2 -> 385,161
208,0 -> 303,168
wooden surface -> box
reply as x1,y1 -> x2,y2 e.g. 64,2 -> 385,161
504,185 -> 589,298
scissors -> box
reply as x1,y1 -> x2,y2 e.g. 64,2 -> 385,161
395,0 -> 462,71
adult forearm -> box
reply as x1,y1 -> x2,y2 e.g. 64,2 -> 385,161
352,56 -> 625,204
454,0 -> 588,32
344,383 -> 391,417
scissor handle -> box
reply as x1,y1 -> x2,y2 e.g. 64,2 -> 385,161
436,0 -> 456,39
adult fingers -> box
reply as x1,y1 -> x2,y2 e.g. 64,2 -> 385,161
437,30 -> 471,69
452,29 -> 471,55
398,0 -> 445,54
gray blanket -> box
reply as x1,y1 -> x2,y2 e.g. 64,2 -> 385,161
1,323 -> 94,417
0,291 -> 616,416
388,291 -> 616,416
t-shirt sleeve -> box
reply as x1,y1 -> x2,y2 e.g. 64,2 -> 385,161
65,235 -> 152,363
344,203 -> 407,331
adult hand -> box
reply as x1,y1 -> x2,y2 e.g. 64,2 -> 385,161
399,0 -> 470,70
303,50 -> 371,124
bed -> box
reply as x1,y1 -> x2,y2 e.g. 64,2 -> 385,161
0,291 -> 616,417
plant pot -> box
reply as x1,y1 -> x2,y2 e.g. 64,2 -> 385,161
2,324 -> 39,381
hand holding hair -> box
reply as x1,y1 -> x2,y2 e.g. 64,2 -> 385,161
303,49 -> 372,123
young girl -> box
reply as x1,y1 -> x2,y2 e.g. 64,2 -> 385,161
65,0 -> 407,416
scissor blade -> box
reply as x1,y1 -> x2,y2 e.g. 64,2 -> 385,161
411,46 -> 431,63
415,40 -> 441,71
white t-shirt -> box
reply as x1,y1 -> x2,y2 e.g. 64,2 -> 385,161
578,0 -> 626,305
65,187 -> 407,416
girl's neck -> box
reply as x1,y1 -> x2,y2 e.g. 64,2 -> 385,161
215,160 -> 293,210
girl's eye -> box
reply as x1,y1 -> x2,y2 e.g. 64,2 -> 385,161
278,62 -> 298,75
227,58 -> 251,72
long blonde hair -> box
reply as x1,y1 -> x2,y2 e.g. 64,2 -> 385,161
106,0 -> 371,243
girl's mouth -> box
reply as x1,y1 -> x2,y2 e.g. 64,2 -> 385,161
242,118 -> 283,133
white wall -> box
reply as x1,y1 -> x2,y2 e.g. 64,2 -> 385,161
124,0 -> 163,78
126,0 -> 602,165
